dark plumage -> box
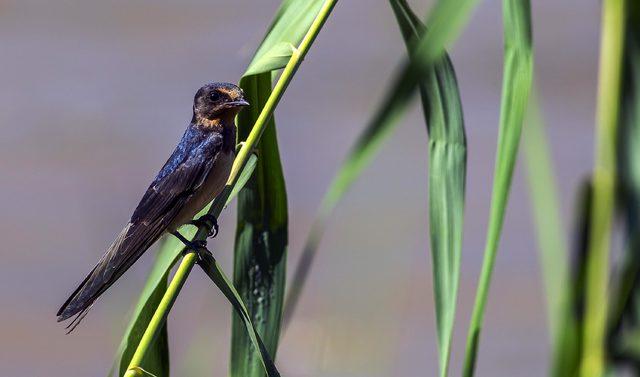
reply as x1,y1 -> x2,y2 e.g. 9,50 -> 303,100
57,82 -> 248,330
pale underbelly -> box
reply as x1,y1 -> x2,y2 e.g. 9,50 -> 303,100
169,150 -> 234,230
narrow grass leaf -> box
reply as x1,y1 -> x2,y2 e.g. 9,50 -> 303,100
389,1 -> 466,377
197,251 -> 280,377
284,0 -> 479,327
462,0 -> 533,375
522,92 -> 578,377
523,92 -> 569,340
231,73 -> 287,377
580,0 -> 625,375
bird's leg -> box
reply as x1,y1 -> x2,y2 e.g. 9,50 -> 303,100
189,214 -> 219,238
171,231 -> 212,262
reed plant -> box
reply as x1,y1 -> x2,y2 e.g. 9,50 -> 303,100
104,0 -> 640,376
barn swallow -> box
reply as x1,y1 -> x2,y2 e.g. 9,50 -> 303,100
57,82 -> 248,330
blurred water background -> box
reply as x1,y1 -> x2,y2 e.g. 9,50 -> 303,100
0,0 -> 599,375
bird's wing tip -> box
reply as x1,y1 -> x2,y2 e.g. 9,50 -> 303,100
56,312 -> 72,323
62,307 -> 91,334
56,304 -> 75,322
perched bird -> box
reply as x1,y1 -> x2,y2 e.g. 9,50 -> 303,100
57,82 -> 248,330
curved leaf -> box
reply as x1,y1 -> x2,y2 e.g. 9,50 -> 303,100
389,2 -> 466,377
462,0 -> 533,375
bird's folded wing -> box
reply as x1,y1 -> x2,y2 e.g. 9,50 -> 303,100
57,133 -> 223,322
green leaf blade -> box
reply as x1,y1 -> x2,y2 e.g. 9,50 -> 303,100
389,1 -> 467,376
197,252 -> 280,377
462,0 -> 533,375
230,73 -> 288,377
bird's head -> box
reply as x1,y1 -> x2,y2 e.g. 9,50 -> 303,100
193,82 -> 249,124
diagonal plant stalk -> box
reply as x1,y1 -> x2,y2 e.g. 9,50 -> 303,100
123,1 -> 337,375
580,0 -> 626,376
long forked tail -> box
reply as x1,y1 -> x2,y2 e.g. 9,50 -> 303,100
57,222 -> 163,332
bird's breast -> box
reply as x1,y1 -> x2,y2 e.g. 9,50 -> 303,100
200,149 -> 234,203
170,150 -> 235,230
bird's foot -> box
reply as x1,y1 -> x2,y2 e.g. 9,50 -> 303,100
190,214 -> 219,238
171,232 -> 212,262
184,239 -> 213,262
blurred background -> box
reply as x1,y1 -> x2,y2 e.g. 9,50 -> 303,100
0,0 -> 599,375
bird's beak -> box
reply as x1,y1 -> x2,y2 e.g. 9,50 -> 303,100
226,99 -> 250,108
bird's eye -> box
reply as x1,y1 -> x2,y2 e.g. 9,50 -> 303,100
209,91 -> 223,102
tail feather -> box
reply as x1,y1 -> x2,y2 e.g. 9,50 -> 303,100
57,222 -> 164,329
64,303 -> 94,334
56,265 -> 96,320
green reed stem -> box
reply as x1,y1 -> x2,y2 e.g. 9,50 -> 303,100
123,1 -> 337,375
580,0 -> 625,376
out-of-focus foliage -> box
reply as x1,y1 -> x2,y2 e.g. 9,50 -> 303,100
608,3 -> 640,373
580,0 -> 625,375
